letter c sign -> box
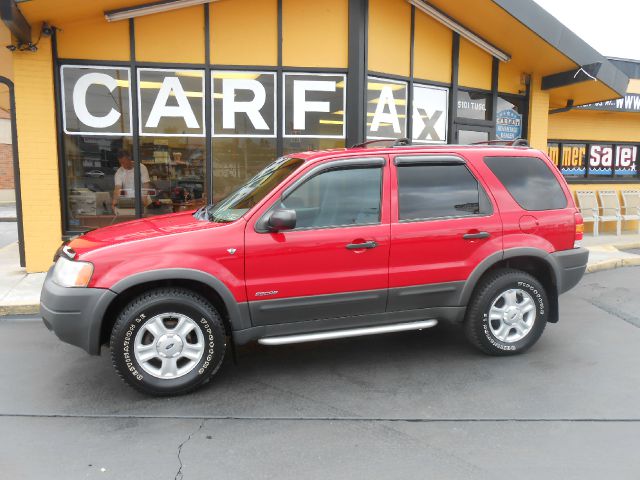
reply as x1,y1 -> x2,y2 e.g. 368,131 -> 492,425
61,65 -> 132,135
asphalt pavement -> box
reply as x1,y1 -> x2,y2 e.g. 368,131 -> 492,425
1,267 -> 640,479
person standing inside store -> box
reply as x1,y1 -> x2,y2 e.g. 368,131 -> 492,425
111,150 -> 151,212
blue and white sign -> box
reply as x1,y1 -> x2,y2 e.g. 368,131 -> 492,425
496,109 -> 522,141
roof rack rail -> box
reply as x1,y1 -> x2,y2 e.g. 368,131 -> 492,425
350,138 -> 411,148
471,138 -> 529,147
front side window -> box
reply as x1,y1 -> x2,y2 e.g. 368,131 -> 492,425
397,163 -> 491,221
281,167 -> 382,229
203,156 -> 304,223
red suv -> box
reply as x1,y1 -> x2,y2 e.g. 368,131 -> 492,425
41,143 -> 588,396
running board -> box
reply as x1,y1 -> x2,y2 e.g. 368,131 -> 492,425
257,319 -> 438,346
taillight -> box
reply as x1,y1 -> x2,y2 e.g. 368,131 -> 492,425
574,211 -> 584,247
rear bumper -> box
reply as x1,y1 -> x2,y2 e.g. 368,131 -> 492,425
551,247 -> 589,294
40,268 -> 117,355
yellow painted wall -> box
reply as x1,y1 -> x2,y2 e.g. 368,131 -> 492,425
527,74 -> 549,151
413,10 -> 452,84
135,6 -> 204,64
368,0 -> 411,76
549,110 -> 640,143
498,60 -> 524,95
0,25 -> 13,112
210,0 -> 277,66
12,37 -> 62,272
458,38 -> 492,91
282,0 -> 347,68
57,16 -> 130,61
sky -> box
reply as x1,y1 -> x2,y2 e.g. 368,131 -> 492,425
532,0 -> 640,60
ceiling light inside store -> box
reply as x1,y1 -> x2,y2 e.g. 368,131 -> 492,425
105,0 -> 217,22
212,72 -> 262,80
406,0 -> 510,62
367,82 -> 406,91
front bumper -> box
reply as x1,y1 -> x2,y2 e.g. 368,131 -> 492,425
40,268 -> 117,355
551,247 -> 589,294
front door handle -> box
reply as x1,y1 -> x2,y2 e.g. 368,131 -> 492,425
463,231 -> 491,240
346,241 -> 378,250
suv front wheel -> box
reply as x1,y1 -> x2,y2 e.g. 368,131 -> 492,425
464,269 -> 548,355
110,287 -> 227,396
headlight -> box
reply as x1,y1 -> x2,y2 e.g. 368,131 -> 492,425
51,257 -> 94,288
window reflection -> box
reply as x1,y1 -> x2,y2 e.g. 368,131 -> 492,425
139,137 -> 207,216
212,138 -> 277,203
64,136 -> 134,230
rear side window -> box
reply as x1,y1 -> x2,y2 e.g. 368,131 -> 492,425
397,163 -> 492,221
484,156 -> 567,211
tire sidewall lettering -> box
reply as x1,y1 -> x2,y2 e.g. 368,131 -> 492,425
481,280 -> 547,352
120,308 -> 218,383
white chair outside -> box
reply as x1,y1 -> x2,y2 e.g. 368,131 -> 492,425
575,190 -> 600,236
597,190 -> 622,236
621,190 -> 640,234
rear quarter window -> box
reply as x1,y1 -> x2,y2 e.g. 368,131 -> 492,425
484,156 -> 567,211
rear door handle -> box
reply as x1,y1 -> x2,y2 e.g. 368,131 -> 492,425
346,241 -> 378,250
463,232 -> 491,240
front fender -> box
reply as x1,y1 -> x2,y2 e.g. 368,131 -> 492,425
107,268 -> 252,332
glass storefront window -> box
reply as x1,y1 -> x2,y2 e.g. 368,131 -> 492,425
411,83 -> 448,144
64,136 -> 133,231
367,76 -> 407,140
283,72 -> 346,139
547,143 -> 560,169
212,138 -> 277,203
61,65 -> 132,136
139,137 -> 206,216
457,90 -> 491,121
137,68 -> 205,137
614,145 -> 638,177
496,95 -> 525,141
283,138 -> 344,155
562,143 -> 587,177
60,65 -> 135,231
588,144 -> 613,177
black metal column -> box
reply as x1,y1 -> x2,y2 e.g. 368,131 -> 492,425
346,0 -> 368,147
0,76 -> 25,267
448,33 -> 460,143
128,19 -> 142,217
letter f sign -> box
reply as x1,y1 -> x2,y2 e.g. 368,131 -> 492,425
293,80 -> 336,130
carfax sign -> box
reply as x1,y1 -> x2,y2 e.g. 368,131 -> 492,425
496,109 -> 522,141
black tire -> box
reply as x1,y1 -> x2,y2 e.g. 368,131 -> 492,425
110,287 -> 227,396
464,269 -> 548,356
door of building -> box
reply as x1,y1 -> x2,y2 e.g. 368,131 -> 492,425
454,125 -> 493,145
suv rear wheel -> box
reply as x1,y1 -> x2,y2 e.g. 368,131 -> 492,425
464,269 -> 548,355
110,287 -> 227,396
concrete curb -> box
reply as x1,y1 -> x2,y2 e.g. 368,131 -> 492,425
0,304 -> 40,316
585,256 -> 640,274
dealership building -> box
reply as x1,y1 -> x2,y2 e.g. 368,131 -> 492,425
0,0 -> 638,272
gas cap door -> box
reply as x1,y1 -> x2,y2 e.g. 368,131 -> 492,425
519,215 -> 539,234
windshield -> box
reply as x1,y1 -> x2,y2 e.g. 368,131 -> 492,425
197,157 -> 304,223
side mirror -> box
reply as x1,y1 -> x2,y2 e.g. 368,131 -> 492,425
267,208 -> 296,232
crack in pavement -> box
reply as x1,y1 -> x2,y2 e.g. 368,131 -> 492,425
175,419 -> 205,480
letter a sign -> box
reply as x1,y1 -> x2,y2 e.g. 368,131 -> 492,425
138,68 -> 205,137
